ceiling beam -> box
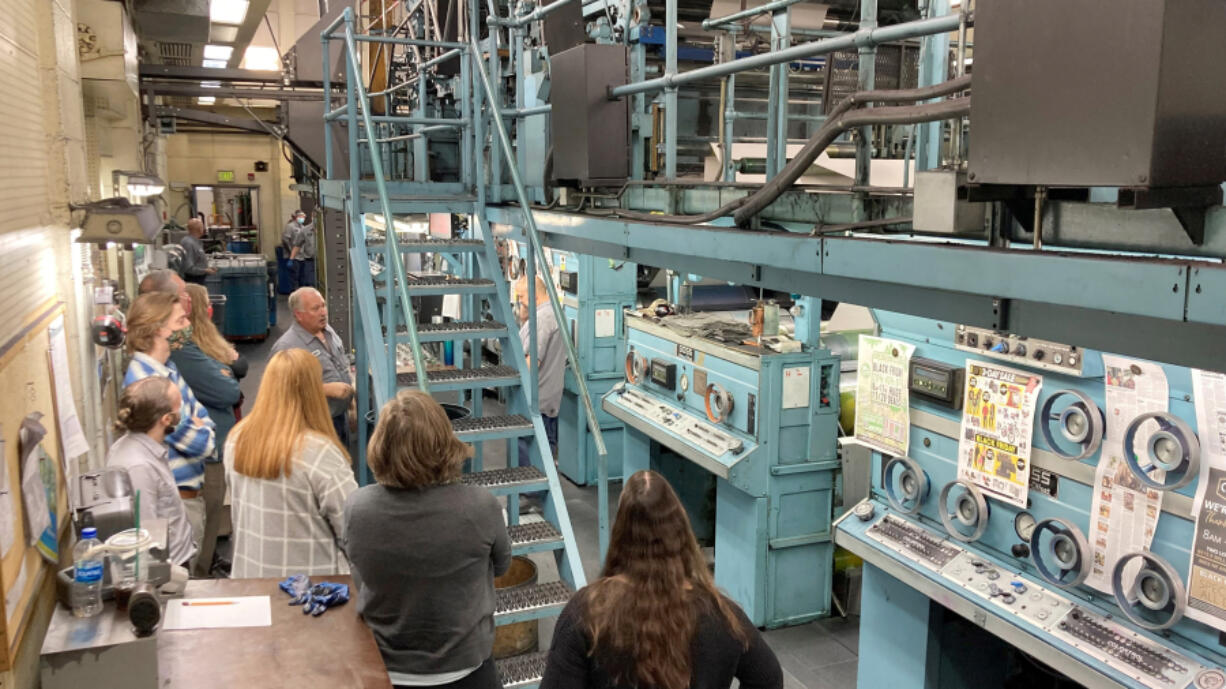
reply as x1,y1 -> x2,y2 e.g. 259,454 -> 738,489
226,0 -> 276,69
155,106 -> 279,134
140,65 -> 284,83
146,83 -> 323,101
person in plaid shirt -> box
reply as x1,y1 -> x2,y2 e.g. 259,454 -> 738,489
123,292 -> 216,561
225,348 -> 357,578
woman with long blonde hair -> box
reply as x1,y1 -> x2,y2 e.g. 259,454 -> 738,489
540,470 -> 782,689
225,348 -> 357,577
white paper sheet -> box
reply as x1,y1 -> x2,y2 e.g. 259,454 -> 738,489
0,434 -> 13,557
956,361 -> 1043,508
48,316 -> 89,462
852,335 -> 915,457
20,446 -> 51,548
163,596 -> 273,630
1085,356 -> 1167,593
1187,370 -> 1226,632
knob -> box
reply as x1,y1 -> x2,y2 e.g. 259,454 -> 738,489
1012,543 -> 1031,558
1014,344 -> 1027,356
1033,349 -> 1045,361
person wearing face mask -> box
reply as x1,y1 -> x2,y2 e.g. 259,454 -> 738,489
169,282 -> 243,577
106,376 -> 198,568
282,211 -> 304,290
289,209 -> 317,289
123,292 -> 216,565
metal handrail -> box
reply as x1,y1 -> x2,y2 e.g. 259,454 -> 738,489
491,0 -> 579,27
610,12 -> 963,97
467,36 -> 609,457
702,0 -> 807,30
340,8 -> 432,394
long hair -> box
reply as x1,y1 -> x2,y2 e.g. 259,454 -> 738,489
125,292 -> 179,355
367,389 -> 471,488
230,349 -> 347,479
583,470 -> 748,689
182,284 -> 233,364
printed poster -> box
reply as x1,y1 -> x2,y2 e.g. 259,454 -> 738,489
49,315 -> 90,462
957,361 -> 1042,508
1188,370 -> 1226,632
853,335 -> 915,456
1085,355 -> 1166,593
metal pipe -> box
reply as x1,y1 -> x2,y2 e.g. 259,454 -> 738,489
359,124 -> 453,143
342,10 -> 432,393
732,110 -> 824,122
350,34 -> 468,49
422,46 -> 463,69
610,12 -> 962,98
854,0 -> 877,221
367,76 -> 420,98
493,0 -> 579,27
322,11 -> 348,38
356,115 -> 469,125
324,103 -> 349,120
703,0 -> 808,30
322,32 -> 334,178
951,1 -> 969,164
664,0 -> 678,178
468,37 -> 608,457
500,104 -> 552,117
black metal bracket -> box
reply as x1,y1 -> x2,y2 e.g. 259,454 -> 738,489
1117,185 -> 1223,245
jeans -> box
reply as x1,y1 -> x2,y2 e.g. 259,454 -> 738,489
333,413 -> 350,451
517,414 -> 558,503
194,462 -> 227,577
295,258 -> 317,288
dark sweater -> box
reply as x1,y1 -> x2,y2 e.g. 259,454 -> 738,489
540,590 -> 783,689
343,483 -> 511,675
169,341 -> 240,462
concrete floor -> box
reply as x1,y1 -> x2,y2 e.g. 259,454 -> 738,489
231,296 -> 860,689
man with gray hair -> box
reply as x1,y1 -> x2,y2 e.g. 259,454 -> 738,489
271,287 -> 354,445
180,218 -> 216,285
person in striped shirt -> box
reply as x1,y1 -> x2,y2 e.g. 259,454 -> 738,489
123,292 -> 216,563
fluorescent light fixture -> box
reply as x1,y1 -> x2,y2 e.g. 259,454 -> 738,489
210,0 -> 249,24
198,96 -> 216,105
126,174 -> 166,198
203,44 -> 234,61
202,59 -> 227,68
242,45 -> 281,71
211,24 -> 239,42
201,81 -> 221,89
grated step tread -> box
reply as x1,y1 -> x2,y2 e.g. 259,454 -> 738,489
397,364 -> 519,388
367,238 -> 485,252
452,414 -> 533,435
496,651 -> 548,689
462,466 -> 547,490
495,581 -> 573,618
406,276 -> 495,288
508,521 -> 563,549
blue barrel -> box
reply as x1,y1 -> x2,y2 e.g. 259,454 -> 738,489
218,264 -> 269,339
275,247 -> 294,294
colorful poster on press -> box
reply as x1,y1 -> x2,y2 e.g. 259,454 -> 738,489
1188,370 -> 1226,632
1085,355 -> 1167,593
957,361 -> 1042,508
853,335 -> 915,457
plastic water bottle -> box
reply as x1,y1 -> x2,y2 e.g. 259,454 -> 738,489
72,527 -> 104,618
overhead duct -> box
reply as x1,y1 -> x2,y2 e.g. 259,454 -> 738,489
132,0 -> 210,43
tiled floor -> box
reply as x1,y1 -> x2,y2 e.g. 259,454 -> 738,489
232,298 -> 860,689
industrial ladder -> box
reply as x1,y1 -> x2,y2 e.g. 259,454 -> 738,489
324,8 -> 599,687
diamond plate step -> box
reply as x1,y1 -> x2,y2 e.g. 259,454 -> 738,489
508,521 -> 564,555
496,651 -> 548,689
397,364 -> 520,392
396,320 -> 509,343
367,238 -> 485,253
494,581 -> 573,625
461,466 -> 549,496
399,276 -> 496,296
452,414 -> 534,442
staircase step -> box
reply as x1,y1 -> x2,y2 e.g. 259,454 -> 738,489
508,521 -> 565,555
398,364 -> 520,392
401,276 -> 497,296
398,320 -> 509,343
462,466 -> 549,496
496,651 -> 548,689
367,238 -> 486,253
495,581 -> 573,625
452,414 -> 535,442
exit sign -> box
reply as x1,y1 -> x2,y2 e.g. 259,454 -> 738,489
217,170 -> 235,182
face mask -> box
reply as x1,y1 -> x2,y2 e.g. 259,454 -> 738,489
297,217 -> 305,224
164,413 -> 181,435
168,327 -> 194,348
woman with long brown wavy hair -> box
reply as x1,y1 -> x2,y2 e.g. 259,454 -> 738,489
540,470 -> 782,689
225,348 -> 357,578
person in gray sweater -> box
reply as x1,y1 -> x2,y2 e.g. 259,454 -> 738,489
344,390 -> 510,689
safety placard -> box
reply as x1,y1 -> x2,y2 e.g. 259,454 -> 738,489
1188,369 -> 1226,633
853,335 -> 915,456
957,361 -> 1042,508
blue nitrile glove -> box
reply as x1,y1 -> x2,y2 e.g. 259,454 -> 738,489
303,582 -> 350,616
279,574 -> 312,605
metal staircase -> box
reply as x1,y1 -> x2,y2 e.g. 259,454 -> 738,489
323,7 -> 608,688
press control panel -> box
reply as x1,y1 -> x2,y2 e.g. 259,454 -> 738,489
954,325 -> 1087,376
859,510 -> 1221,689
609,386 -> 747,459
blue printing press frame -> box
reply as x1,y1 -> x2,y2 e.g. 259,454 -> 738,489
835,310 -> 1226,689
603,311 -> 841,628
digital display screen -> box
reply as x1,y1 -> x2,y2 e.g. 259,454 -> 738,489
650,360 -> 676,388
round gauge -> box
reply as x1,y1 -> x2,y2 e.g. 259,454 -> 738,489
679,373 -> 689,393
1014,512 -> 1037,543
